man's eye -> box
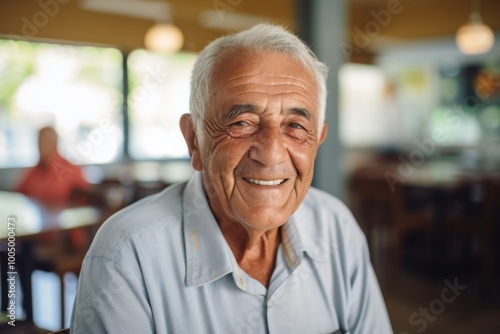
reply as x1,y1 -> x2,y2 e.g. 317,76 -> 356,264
233,121 -> 249,127
285,122 -> 310,141
289,123 -> 304,129
228,121 -> 258,137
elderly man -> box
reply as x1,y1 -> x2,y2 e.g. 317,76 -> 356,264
71,24 -> 392,333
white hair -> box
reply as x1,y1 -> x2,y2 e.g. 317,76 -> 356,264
189,23 -> 328,144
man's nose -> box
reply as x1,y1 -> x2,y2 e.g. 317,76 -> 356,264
248,126 -> 288,167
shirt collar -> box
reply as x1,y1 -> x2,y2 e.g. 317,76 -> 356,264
287,197 -> 334,263
182,172 -> 329,288
182,172 -> 235,287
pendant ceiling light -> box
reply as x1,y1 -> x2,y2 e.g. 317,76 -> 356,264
455,0 -> 495,55
144,2 -> 183,54
144,23 -> 183,53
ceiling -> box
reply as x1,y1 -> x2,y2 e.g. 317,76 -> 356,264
349,0 -> 500,39
0,0 -> 499,62
77,0 -> 297,51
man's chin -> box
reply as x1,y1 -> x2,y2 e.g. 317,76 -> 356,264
236,209 -> 290,231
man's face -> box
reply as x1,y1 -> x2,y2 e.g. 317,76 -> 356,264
188,50 -> 327,232
38,129 -> 58,163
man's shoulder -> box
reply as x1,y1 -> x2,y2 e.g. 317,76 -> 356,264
88,182 -> 187,259
298,186 -> 364,246
302,186 -> 355,221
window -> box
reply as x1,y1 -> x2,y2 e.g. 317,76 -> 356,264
0,39 -> 123,167
339,63 -> 390,147
340,61 -> 495,148
128,50 -> 196,160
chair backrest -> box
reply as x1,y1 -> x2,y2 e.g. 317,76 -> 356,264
483,177 -> 500,232
46,329 -> 70,334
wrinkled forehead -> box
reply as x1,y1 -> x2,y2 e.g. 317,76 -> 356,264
208,49 -> 319,110
212,49 -> 315,84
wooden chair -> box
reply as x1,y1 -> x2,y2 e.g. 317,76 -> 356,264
348,170 -> 394,267
46,328 -> 70,334
443,178 -> 483,262
389,182 -> 434,275
32,183 -> 126,328
33,231 -> 91,329
348,165 -> 434,278
482,177 -> 500,276
444,177 -> 500,291
0,320 -> 50,333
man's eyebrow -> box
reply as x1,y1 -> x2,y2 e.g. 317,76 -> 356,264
289,107 -> 312,120
225,104 -> 257,121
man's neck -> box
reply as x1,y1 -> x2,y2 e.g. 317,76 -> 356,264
38,152 -> 60,167
218,220 -> 282,288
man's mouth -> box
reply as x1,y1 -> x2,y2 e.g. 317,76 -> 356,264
244,178 -> 286,186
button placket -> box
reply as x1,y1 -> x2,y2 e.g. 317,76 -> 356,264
235,269 -> 248,291
267,299 -> 273,308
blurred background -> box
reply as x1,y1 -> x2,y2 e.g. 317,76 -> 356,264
0,0 -> 499,333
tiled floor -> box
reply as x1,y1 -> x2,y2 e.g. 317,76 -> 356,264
366,217 -> 500,333
382,272 -> 500,334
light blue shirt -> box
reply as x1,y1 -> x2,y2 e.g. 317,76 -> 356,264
71,172 -> 392,333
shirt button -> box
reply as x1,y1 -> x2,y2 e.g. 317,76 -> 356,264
238,276 -> 247,290
267,300 -> 273,308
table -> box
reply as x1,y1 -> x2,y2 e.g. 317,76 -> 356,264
402,162 -> 499,275
0,191 -> 101,323
350,159 -> 499,279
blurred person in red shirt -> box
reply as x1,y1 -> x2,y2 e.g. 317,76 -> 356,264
16,126 -> 91,247
16,126 -> 90,207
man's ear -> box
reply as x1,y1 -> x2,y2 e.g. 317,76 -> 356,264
319,122 -> 328,145
180,114 -> 203,171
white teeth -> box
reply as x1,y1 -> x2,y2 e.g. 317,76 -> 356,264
245,178 -> 285,186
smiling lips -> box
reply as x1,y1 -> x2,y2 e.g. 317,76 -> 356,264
244,178 -> 286,186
